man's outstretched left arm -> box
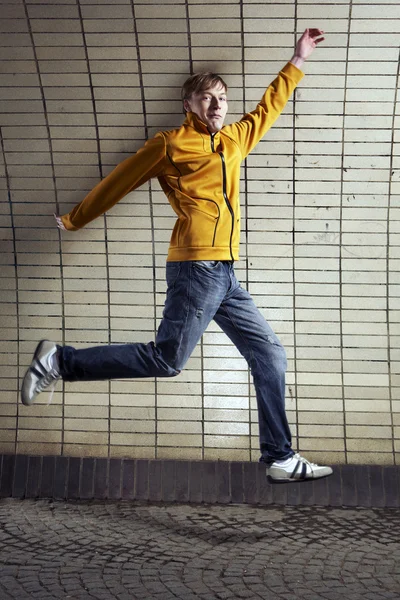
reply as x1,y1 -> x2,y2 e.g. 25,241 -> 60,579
226,28 -> 325,158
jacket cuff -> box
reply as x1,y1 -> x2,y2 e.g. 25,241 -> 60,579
60,214 -> 80,231
281,61 -> 305,82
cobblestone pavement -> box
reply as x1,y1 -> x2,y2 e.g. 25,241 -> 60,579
0,499 -> 399,600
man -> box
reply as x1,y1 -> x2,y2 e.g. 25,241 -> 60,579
21,28 -> 332,483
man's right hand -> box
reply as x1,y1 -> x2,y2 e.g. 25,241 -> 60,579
54,214 -> 66,230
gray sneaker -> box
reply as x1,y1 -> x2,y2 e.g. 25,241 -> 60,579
21,340 -> 61,406
266,453 -> 333,483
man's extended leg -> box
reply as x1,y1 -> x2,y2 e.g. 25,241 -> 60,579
213,264 -> 333,482
213,267 -> 293,464
21,261 -> 231,404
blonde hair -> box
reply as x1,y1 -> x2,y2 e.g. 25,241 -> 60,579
181,72 -> 228,110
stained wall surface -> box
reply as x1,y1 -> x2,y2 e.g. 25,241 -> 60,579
1,0 -> 400,465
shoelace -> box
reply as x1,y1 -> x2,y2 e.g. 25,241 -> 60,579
294,453 -> 315,466
36,368 -> 61,405
293,453 -> 322,477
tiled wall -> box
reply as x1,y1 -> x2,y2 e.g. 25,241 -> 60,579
1,0 -> 399,466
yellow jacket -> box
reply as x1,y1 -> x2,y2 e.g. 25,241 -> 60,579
61,62 -> 304,261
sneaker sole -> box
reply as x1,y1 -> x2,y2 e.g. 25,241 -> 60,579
267,471 -> 333,484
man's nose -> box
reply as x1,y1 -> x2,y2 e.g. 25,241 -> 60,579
211,97 -> 221,108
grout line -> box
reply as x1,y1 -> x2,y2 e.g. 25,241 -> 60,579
386,46 -> 400,464
292,1 -> 299,455
339,0 -> 354,464
77,0 -> 113,458
185,0 -> 202,458
22,0 -> 67,456
0,127 -> 19,455
239,0 -> 252,461
185,0 -> 194,76
130,0 -> 157,458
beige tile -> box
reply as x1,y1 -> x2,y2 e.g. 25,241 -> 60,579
346,425 -> 393,439
18,430 -> 62,443
16,442 -> 61,456
63,383 -> 110,396
0,430 -> 16,443
348,412 -> 392,426
203,409 -> 249,422
293,451 -> 346,465
0,442 -> 16,454
348,452 -> 394,465
110,446 -> 155,459
83,20 -> 134,34
298,412 -> 344,425
140,47 -> 188,60
157,434 -> 202,448
18,417 -> 62,430
64,418 -> 109,432
137,18 -> 186,34
204,435 -> 250,449
64,444 -> 108,458
158,381 -> 202,395
0,404 -> 17,416
111,379 -> 155,393
347,439 -> 393,452
110,433 -> 154,446
65,393 -> 110,406
64,432 -> 108,445
157,447 -> 201,460
191,18 -> 241,33
190,4 -> 240,18
204,422 -> 249,436
111,419 -> 155,433
158,421 -> 202,434
204,448 -> 250,461
157,396 -> 202,408
157,408 -> 201,421
111,406 -> 155,420
28,4 -> 78,18
344,373 -> 390,387
136,5 -> 185,18
63,406 -> 108,419
138,33 -> 187,46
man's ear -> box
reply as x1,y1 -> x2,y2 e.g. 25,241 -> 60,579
183,99 -> 191,113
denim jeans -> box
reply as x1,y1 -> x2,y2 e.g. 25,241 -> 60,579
58,260 -> 294,463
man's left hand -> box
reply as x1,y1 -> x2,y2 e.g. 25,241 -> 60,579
290,28 -> 325,68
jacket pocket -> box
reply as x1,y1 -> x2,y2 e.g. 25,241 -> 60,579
178,207 -> 219,247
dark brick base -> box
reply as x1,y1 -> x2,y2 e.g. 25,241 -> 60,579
1,454 -> 399,507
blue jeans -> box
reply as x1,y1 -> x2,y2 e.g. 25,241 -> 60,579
58,260 -> 294,463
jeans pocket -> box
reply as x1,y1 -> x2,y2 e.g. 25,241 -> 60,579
166,261 -> 182,289
193,260 -> 220,269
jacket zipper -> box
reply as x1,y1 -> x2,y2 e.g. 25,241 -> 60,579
210,134 -> 234,261
219,152 -> 234,262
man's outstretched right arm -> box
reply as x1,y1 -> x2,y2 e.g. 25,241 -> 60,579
57,133 -> 166,231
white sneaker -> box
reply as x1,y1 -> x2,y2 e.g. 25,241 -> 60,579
21,340 -> 61,406
266,453 -> 333,483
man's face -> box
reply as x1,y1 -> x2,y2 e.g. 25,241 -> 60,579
184,84 -> 228,133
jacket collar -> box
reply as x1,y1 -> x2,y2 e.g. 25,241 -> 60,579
184,112 -> 221,143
